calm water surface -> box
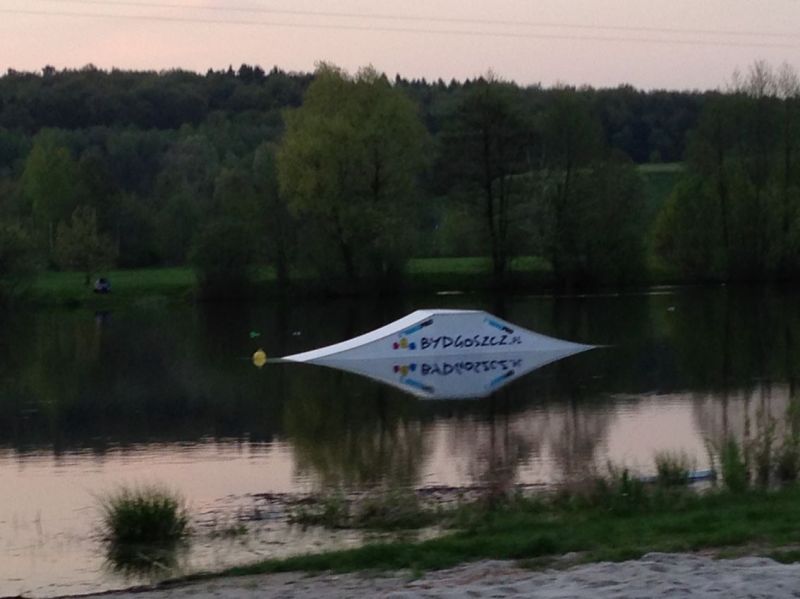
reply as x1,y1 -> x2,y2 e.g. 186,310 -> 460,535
1,288 -> 798,596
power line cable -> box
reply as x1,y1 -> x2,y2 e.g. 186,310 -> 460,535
1,6 -> 799,49
34,0 -> 800,41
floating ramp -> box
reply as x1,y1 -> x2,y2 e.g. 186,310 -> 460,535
276,309 -> 595,400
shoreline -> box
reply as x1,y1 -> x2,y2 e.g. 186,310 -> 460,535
8,480 -> 800,599
40,551 -> 800,599
11,477 -> 800,598
8,261 -> 688,308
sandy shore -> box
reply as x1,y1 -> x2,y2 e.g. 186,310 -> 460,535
68,552 -> 800,598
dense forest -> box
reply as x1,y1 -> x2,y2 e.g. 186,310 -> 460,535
0,61 -> 797,297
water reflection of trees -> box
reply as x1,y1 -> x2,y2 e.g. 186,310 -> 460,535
283,367 -> 429,489
693,384 -> 798,450
546,402 -> 615,480
667,288 -> 800,392
0,305 -> 289,452
3,288 -> 800,486
445,394 -> 542,496
442,382 -> 616,489
675,289 -> 800,452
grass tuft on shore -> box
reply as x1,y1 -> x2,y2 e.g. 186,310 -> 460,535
99,485 -> 190,546
654,450 -> 695,487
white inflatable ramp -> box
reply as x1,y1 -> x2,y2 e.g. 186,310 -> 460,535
278,309 -> 594,399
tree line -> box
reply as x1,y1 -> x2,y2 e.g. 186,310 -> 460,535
655,62 -> 800,282
0,61 -> 796,297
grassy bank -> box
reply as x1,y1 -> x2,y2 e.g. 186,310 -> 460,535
637,162 -> 683,222
198,484 -> 800,582
405,256 -> 552,292
16,258 -> 556,307
24,267 -> 198,306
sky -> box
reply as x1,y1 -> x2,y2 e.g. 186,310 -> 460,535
0,0 -> 798,90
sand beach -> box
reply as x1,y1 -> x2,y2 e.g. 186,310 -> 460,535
66,552 -> 800,599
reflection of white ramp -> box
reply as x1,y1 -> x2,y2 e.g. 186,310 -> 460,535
278,310 -> 594,399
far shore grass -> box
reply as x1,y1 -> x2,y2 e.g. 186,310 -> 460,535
9,255 -> 685,308
170,484 -> 800,586
25,267 -> 198,305
15,257 -> 559,307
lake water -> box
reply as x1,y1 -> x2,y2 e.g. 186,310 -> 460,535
1,287 -> 798,596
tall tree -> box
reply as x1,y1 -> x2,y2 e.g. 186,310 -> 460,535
654,174 -> 724,280
19,130 -> 84,252
732,61 -> 780,276
776,64 -> 800,276
535,88 -> 603,286
278,64 -> 428,286
254,142 -> 293,287
441,74 -> 529,283
155,133 -> 218,263
53,205 -> 117,283
656,63 -> 800,281
683,91 -> 739,276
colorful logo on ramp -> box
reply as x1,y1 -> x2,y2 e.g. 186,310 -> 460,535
392,338 -> 417,350
392,318 -> 434,350
393,363 -> 417,376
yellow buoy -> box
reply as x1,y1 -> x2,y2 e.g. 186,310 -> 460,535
252,349 -> 267,368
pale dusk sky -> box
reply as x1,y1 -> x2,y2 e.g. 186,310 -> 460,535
0,0 -> 798,90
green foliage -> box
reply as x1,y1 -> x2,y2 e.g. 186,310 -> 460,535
775,439 -> 800,484
111,192 -> 160,267
278,64 -> 429,287
216,484 -> 800,580
532,90 -> 646,287
720,437 -> 749,493
589,465 -> 648,514
654,450 -> 695,487
53,205 -> 117,280
441,74 -> 529,281
572,158 -> 647,285
19,130 -> 85,250
189,218 -> 255,299
711,405 -> 800,490
777,394 -> 800,483
752,408 -> 778,486
156,134 -> 219,263
637,163 -> 684,222
3,64 -> 799,289
430,201 -> 486,257
0,128 -> 30,175
534,159 -> 646,287
540,87 -> 603,171
0,222 -> 38,299
0,67 -> 699,167
99,485 -> 189,546
552,465 -> 652,514
653,175 -> 724,279
655,62 -> 800,282
253,142 -> 293,286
